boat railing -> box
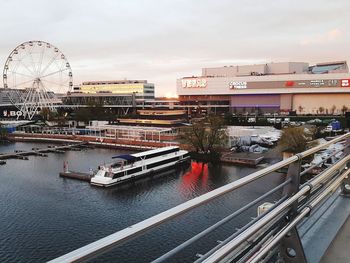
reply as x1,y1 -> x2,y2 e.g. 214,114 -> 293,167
49,133 -> 350,263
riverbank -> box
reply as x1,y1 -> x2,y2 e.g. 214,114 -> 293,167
7,133 -> 283,167
6,132 -> 177,151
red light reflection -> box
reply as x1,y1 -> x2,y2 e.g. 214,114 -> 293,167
180,161 -> 209,192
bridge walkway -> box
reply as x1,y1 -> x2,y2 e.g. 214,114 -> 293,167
320,216 -> 350,263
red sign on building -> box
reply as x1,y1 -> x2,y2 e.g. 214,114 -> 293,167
284,81 -> 295,87
341,79 -> 350,87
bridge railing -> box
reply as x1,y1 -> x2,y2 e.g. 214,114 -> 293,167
49,133 -> 350,263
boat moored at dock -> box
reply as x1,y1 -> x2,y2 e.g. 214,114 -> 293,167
91,146 -> 190,187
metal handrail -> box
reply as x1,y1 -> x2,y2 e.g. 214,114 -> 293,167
152,179 -> 292,263
247,167 -> 350,263
194,196 -> 289,263
49,133 -> 350,263
201,155 -> 350,263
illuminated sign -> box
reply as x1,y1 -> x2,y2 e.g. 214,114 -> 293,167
285,81 -> 295,87
341,79 -> 350,87
229,81 -> 247,89
182,78 -> 207,88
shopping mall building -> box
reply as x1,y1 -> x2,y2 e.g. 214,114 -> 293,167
176,61 -> 350,115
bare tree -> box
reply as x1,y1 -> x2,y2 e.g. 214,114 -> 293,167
331,105 -> 336,115
298,105 -> 304,115
180,115 -> 228,154
318,106 -> 325,115
341,105 -> 349,115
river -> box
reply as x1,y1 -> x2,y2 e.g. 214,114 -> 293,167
0,142 -> 284,262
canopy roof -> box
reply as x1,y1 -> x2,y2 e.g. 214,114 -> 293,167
111,154 -> 136,161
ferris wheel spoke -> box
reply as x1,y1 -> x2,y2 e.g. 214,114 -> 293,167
15,59 -> 37,77
40,52 -> 60,77
12,79 -> 35,89
26,45 -> 38,76
37,46 -> 46,76
7,70 -> 35,79
11,48 -> 37,76
41,78 -> 67,87
40,67 -> 69,79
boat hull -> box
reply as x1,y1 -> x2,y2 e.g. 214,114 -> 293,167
91,156 -> 190,187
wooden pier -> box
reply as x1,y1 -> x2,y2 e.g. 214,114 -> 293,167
59,171 -> 92,182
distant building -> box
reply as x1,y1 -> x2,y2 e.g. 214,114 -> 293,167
0,89 -> 13,105
0,89 -> 22,118
177,61 -> 350,115
73,80 -> 155,100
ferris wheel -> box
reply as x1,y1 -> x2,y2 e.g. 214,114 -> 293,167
3,40 -> 73,120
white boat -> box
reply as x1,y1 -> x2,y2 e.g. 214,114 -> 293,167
91,146 -> 190,187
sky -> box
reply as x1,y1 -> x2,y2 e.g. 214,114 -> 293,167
0,0 -> 349,97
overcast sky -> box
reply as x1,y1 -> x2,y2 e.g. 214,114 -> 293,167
0,0 -> 349,96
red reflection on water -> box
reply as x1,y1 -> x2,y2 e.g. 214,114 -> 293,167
180,161 -> 209,192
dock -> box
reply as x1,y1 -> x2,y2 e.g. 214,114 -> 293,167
59,171 -> 92,182
220,152 -> 264,167
0,142 -> 90,163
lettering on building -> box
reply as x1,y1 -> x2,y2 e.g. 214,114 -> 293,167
229,81 -> 247,89
2,110 -> 22,117
182,78 -> 207,88
327,79 -> 338,86
310,80 -> 325,87
341,79 -> 350,87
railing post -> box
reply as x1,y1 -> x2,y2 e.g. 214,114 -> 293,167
280,155 -> 307,263
282,156 -> 302,213
341,139 -> 350,197
340,167 -> 350,197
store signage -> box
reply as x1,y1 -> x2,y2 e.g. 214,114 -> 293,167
285,81 -> 295,87
327,79 -> 338,86
229,81 -> 247,89
297,80 -> 339,87
310,80 -> 325,87
181,78 -> 207,88
341,79 -> 350,87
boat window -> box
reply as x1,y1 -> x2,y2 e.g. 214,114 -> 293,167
111,162 -> 122,168
146,156 -> 180,169
112,171 -> 124,179
126,167 -> 142,175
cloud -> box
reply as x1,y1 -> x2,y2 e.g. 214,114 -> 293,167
0,0 -> 349,96
300,28 -> 344,46
327,29 -> 343,40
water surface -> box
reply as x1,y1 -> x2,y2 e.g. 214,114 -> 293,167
0,142 -> 283,262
